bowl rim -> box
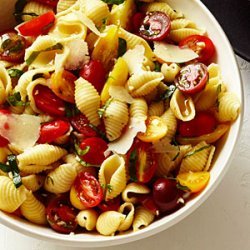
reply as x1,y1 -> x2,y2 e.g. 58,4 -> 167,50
0,0 -> 244,247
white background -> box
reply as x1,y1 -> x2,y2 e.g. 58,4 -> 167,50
0,56 -> 249,250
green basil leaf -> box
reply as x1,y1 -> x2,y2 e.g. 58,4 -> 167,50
1,39 -> 12,50
184,145 -> 211,159
154,61 -> 161,72
88,123 -> 108,142
160,85 -> 176,101
129,149 -> 138,182
26,43 -> 63,65
98,98 -> 113,118
0,163 -> 11,173
14,12 -> 39,18
7,92 -> 27,107
176,182 -> 190,191
74,143 -> 90,156
118,38 -> 127,57
7,69 -> 24,78
101,0 -> 125,5
32,73 -> 44,81
7,154 -> 22,188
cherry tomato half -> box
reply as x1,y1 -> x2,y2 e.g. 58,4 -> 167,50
74,172 -> 103,208
179,35 -> 216,64
0,135 -> 9,147
70,114 -> 97,138
139,11 -> 171,41
17,11 -> 55,37
79,60 -> 106,93
33,85 -> 66,117
153,178 -> 185,213
140,195 -> 159,216
174,63 -> 208,95
79,137 -> 108,165
178,112 -> 217,137
46,196 -> 77,234
127,139 -> 157,183
177,171 -> 210,193
51,70 -> 77,103
33,0 -> 59,7
0,32 -> 26,63
37,119 -> 70,144
98,196 -> 121,212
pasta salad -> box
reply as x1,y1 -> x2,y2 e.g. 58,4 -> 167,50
0,0 -> 241,236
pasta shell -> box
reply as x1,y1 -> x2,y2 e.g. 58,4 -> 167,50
57,0 -> 77,13
17,144 -> 67,167
179,141 -> 215,173
161,108 -> 178,140
148,101 -> 165,117
99,154 -> 127,201
130,98 -> 148,120
96,211 -> 126,236
76,209 -> 98,231
104,99 -> 129,141
44,163 -> 77,194
0,176 -> 28,213
75,77 -> 101,126
20,192 -> 46,225
127,71 -> 164,97
22,174 -> 45,192
18,165 -> 53,175
118,202 -> 135,231
161,63 -> 180,83
133,206 -> 154,232
170,89 -> 195,121
122,182 -> 150,204
0,64 -> 12,104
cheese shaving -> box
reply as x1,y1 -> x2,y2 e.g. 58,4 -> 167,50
154,42 -> 199,63
0,113 -> 41,151
109,86 -> 134,104
106,118 -> 146,155
122,45 -> 145,75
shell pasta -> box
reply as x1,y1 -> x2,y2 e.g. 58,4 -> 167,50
0,0 -> 240,237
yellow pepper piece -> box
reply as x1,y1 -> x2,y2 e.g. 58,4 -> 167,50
92,25 -> 119,71
101,57 -> 129,104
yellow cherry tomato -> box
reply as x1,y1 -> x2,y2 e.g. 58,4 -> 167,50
50,70 -> 77,103
176,171 -> 210,193
137,116 -> 168,142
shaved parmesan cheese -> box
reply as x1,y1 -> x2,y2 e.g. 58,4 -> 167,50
106,118 -> 146,155
154,42 -> 199,63
54,48 -> 70,74
123,45 -> 145,75
65,39 -> 89,70
74,10 -> 103,37
153,137 -> 179,154
109,86 -> 134,104
0,113 -> 41,151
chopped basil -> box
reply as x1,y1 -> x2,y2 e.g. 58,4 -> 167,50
7,69 -> 24,78
98,18 -> 108,32
65,105 -> 81,118
184,145 -> 211,159
1,39 -> 12,50
1,38 -> 24,53
98,98 -> 113,118
154,61 -> 161,72
129,149 -> 138,182
26,43 -> 63,65
160,85 -> 176,101
74,143 -> 90,156
102,184 -> 113,193
101,0 -> 125,5
215,84 -> 222,110
14,12 -> 39,18
176,182 -> 190,191
118,38 -> 127,57
171,138 -> 180,161
7,92 -> 28,107
0,162 -> 11,173
7,154 -> 22,188
75,155 -> 93,167
88,123 -> 108,142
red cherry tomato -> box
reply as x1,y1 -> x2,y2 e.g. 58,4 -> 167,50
74,172 -> 103,208
37,119 -> 70,144
178,112 -> 217,137
70,114 -> 97,137
127,139 -> 157,183
132,12 -> 145,33
179,35 -> 216,64
33,0 -> 59,7
33,85 -> 66,117
17,11 -> 55,37
79,137 -> 108,165
98,196 -> 121,212
174,63 -> 208,94
153,178 -> 184,213
46,196 -> 77,234
0,32 -> 26,62
139,11 -> 171,41
140,195 -> 159,216
79,60 -> 106,93
0,135 -> 9,147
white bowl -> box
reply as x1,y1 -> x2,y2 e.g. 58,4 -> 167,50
0,0 -> 244,247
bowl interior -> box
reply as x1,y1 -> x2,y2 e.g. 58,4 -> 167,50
0,0 -> 243,247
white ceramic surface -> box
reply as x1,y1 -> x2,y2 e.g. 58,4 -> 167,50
0,0 -> 244,247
